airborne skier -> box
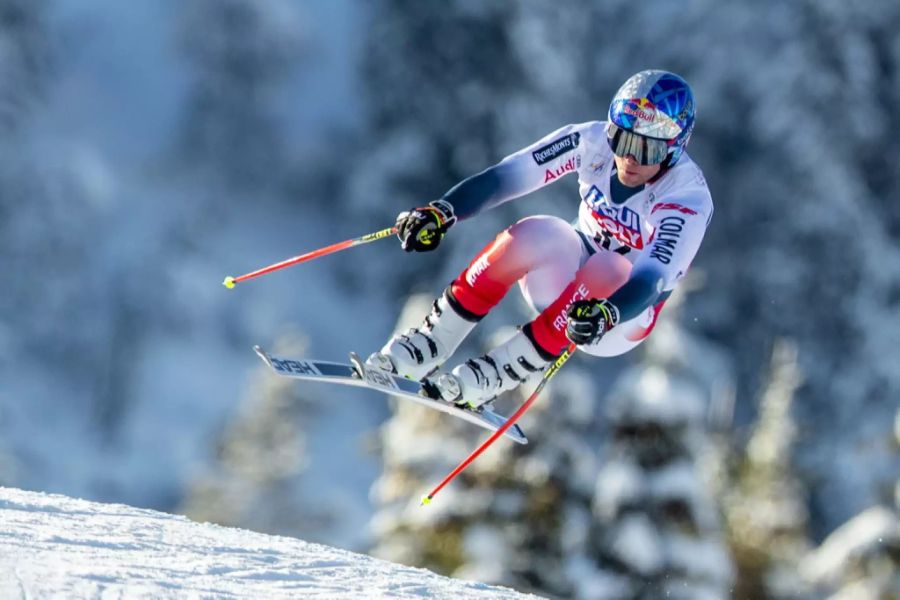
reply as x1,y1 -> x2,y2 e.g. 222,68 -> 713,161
365,69 -> 713,408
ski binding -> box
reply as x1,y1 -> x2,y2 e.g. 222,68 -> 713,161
253,345 -> 527,445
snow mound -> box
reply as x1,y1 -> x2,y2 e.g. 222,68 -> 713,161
0,487 -> 539,599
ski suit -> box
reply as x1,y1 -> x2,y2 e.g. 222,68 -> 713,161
441,121 -> 713,358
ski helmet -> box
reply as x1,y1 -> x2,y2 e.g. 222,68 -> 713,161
607,70 -> 695,168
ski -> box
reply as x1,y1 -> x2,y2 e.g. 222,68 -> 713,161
252,345 -> 528,445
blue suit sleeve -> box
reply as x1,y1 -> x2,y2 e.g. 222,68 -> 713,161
606,265 -> 664,323
608,191 -> 713,322
440,162 -> 515,220
439,123 -> 590,220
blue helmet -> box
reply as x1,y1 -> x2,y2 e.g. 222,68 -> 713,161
607,70 -> 695,167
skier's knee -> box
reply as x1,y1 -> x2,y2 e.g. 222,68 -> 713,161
578,252 -> 632,298
506,215 -> 579,254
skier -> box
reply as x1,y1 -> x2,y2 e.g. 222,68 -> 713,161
366,70 -> 713,409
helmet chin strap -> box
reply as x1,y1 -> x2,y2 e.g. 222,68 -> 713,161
648,148 -> 681,183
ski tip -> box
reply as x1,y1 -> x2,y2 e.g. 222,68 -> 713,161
252,345 -> 273,367
516,428 -> 529,445
223,276 -> 236,289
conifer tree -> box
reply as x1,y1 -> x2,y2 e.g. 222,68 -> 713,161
801,505 -> 899,599
360,0 -> 899,594
723,340 -> 812,599
0,0 -> 52,132
372,291 -> 735,599
570,297 -> 734,600
369,295 -> 610,598
176,0 -> 304,192
629,0 -> 900,531
180,334 -> 337,542
345,0 -> 588,294
0,0 -> 109,386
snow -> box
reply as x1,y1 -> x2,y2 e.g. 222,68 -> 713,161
457,524 -> 512,583
800,505 -> 899,589
0,486 -> 540,600
604,365 -> 707,428
593,459 -> 643,520
608,514 -> 664,575
562,554 -> 632,600
663,534 -> 735,583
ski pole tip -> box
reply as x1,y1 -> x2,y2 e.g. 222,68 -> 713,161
420,494 -> 433,507
223,276 -> 236,289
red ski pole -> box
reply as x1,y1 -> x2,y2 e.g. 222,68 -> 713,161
421,343 -> 577,506
223,226 -> 398,289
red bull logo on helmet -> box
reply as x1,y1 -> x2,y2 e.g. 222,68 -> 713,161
623,98 -> 657,123
612,98 -> 683,140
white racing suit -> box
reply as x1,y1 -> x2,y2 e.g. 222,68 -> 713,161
439,121 -> 713,358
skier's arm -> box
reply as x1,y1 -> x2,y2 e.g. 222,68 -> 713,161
607,198 -> 712,322
606,265 -> 666,323
566,262 -> 671,345
441,124 -> 587,220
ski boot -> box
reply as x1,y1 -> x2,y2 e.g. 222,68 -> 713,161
433,329 -> 552,409
366,292 -> 477,381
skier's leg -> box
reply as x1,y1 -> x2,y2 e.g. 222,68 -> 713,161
366,290 -> 477,380
436,250 -> 632,406
447,215 -> 583,317
368,216 -> 581,380
526,250 -> 633,357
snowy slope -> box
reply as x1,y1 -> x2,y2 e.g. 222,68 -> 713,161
0,487 -> 541,600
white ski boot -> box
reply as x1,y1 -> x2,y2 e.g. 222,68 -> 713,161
433,329 -> 551,408
366,293 -> 477,381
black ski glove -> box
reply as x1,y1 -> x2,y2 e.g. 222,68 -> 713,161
566,299 -> 620,345
396,199 -> 457,252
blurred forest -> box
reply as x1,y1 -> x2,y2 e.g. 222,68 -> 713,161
0,1 -> 897,598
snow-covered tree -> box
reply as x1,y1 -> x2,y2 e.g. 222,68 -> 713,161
0,0 -> 148,490
179,333 -> 337,542
637,0 -> 900,534
567,294 -> 734,600
354,10 -> 624,592
0,0 -> 114,401
0,0 -> 56,340
0,0 -> 52,132
800,506 -> 899,599
371,289 -> 735,599
722,340 -> 813,599
342,0 -> 596,298
369,295 -> 608,598
358,3 -> 729,597
175,0 -> 305,193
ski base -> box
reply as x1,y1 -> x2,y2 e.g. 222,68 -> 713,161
252,345 -> 527,445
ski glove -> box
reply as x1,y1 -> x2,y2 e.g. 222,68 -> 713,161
566,299 -> 620,345
396,200 -> 457,252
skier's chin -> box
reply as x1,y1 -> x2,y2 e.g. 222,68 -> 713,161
617,171 -> 647,187
613,156 -> 660,187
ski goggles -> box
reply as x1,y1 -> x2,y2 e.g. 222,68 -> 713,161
606,122 -> 671,166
